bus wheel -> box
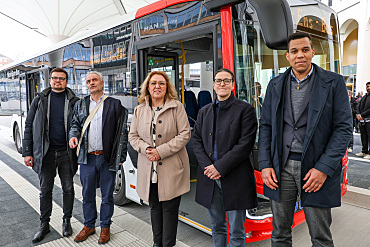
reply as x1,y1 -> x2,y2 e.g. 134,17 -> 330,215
14,124 -> 22,154
113,164 -> 131,206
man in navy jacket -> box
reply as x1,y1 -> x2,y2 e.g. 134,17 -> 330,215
259,32 -> 352,246
69,71 -> 127,244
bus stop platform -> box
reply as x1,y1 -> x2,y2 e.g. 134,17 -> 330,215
1,125 -> 370,246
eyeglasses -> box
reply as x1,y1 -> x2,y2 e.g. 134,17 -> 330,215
51,77 -> 66,81
214,78 -> 233,85
149,81 -> 166,87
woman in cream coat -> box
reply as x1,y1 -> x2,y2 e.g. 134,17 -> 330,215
129,71 -> 191,247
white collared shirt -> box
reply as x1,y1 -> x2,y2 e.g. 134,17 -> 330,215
88,95 -> 104,152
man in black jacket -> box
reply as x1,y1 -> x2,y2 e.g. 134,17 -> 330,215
69,71 -> 128,244
348,90 -> 357,152
193,68 -> 258,247
23,67 -> 79,243
356,82 -> 370,159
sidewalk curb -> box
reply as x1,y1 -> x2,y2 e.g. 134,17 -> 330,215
342,185 -> 370,210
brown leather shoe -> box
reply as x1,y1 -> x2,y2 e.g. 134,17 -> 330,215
98,228 -> 110,244
74,226 -> 95,242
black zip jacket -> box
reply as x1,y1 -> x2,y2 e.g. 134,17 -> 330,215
22,87 -> 79,175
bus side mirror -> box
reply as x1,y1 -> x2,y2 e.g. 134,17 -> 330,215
248,0 -> 294,50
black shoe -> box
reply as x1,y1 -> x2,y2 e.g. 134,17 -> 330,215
153,244 -> 163,247
32,222 -> 50,243
62,219 -> 73,237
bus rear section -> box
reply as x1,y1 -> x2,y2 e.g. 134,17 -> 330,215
132,0 -> 347,242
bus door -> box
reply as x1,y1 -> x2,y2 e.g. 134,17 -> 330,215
25,68 -> 49,111
135,23 -> 220,234
26,72 -> 40,111
138,50 -> 179,96
19,74 -> 26,113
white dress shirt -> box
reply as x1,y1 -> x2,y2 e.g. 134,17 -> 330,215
88,95 -> 104,152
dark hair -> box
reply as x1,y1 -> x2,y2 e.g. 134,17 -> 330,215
287,32 -> 313,51
214,68 -> 235,81
50,67 -> 68,81
366,82 -> 370,86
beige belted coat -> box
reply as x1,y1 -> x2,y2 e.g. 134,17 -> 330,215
128,97 -> 191,202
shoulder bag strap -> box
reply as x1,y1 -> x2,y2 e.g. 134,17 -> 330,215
76,95 -> 108,156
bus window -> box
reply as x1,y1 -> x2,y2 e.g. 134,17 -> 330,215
233,21 -> 268,123
146,56 -> 177,86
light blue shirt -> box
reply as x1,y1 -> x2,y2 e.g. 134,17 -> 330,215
88,95 -> 104,152
290,65 -> 314,83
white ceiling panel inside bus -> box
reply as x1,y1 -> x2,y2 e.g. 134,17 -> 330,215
0,0 -> 157,44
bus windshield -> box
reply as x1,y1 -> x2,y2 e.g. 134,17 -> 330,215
233,1 -> 341,124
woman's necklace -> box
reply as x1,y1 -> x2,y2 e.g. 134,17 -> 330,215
152,102 -> 165,112
151,102 -> 165,123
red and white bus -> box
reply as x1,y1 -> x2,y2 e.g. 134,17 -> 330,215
0,0 -> 348,243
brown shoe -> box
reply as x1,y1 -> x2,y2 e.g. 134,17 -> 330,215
98,228 -> 110,244
74,226 -> 95,242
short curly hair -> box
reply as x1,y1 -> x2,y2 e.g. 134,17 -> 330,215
287,32 -> 313,50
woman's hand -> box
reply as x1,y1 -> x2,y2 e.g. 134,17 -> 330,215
146,148 -> 161,162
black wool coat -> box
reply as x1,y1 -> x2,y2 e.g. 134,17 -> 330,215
193,93 -> 258,211
357,93 -> 370,117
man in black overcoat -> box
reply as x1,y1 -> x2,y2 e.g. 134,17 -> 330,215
193,68 -> 258,247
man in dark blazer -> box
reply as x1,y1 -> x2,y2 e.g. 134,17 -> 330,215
259,32 -> 352,246
193,68 -> 258,247
69,71 -> 128,244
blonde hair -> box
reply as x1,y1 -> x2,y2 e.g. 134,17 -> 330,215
138,71 -> 178,104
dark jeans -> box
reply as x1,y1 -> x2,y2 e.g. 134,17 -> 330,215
39,150 -> 74,223
149,183 -> 181,247
359,122 -> 370,154
80,154 -> 116,228
208,179 -> 246,247
271,159 -> 334,247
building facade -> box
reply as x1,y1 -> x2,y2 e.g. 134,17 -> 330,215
321,0 -> 369,94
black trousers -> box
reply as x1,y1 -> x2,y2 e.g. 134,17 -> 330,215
354,114 -> 360,132
39,150 -> 75,223
149,183 -> 181,247
349,132 -> 354,149
359,122 -> 370,154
